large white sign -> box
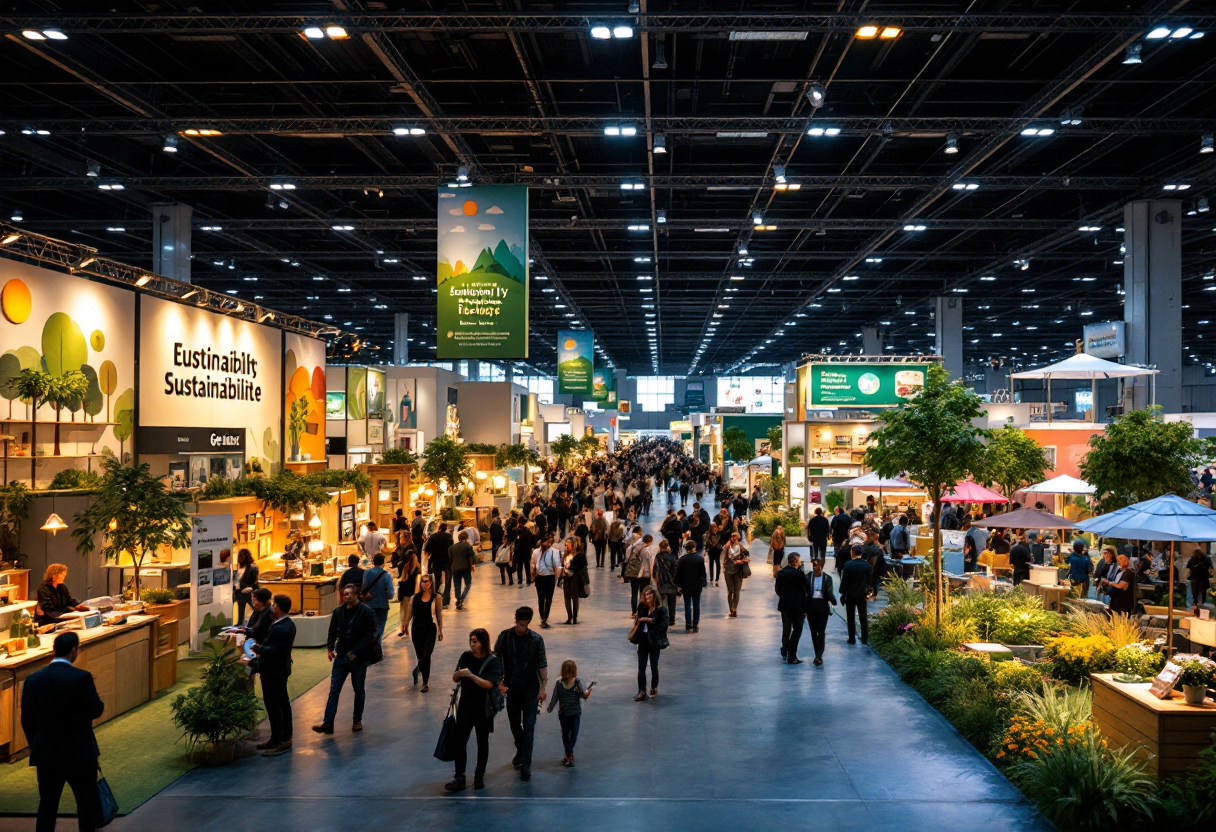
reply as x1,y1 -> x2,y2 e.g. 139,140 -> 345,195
1083,321 -> 1125,359
139,297 -> 283,471
189,514 -> 234,651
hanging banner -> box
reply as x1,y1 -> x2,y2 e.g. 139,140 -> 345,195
591,370 -> 609,402
437,185 -> 529,358
806,362 -> 929,408
557,329 -> 594,393
190,514 -> 234,651
603,378 -> 619,410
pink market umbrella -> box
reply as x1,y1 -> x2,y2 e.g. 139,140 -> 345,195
940,481 -> 1008,504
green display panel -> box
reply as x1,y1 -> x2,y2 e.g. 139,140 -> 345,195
590,370 -> 609,402
807,363 -> 929,408
436,185 -> 529,358
557,329 -> 594,393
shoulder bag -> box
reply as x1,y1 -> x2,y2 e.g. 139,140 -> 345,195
433,687 -> 460,762
481,656 -> 505,718
495,542 -> 513,565
96,764 -> 119,827
578,567 -> 591,598
627,619 -> 644,645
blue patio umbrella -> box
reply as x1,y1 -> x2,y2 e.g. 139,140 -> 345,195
1076,494 -> 1216,655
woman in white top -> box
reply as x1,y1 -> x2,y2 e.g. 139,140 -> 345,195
531,535 -> 563,629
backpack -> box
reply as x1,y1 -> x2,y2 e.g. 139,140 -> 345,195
652,553 -> 675,592
624,543 -> 645,578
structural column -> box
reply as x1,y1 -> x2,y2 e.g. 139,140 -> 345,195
934,296 -> 963,378
393,312 -> 409,365
151,203 -> 192,283
862,326 -> 885,355
1123,200 -> 1182,413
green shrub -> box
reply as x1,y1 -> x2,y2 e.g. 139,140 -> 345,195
992,605 -> 1062,646
464,442 -> 499,455
1112,644 -> 1166,679
1013,681 -> 1093,734
48,468 -> 103,490
913,615 -> 977,653
199,475 -> 257,501
941,675 -> 1007,749
1161,739 -> 1216,831
882,574 -> 924,608
749,507 -> 802,538
169,643 -> 261,759
869,603 -> 920,650
993,661 -> 1050,698
379,447 -> 417,465
950,588 -> 1062,644
140,587 -> 177,605
1044,636 -> 1116,685
1009,727 -> 1159,832
304,468 -> 372,498
824,489 -> 846,513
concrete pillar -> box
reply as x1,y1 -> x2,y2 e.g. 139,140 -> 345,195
1123,200 -> 1182,413
393,313 -> 409,365
151,203 -> 192,283
934,296 -> 963,378
863,326 -> 885,355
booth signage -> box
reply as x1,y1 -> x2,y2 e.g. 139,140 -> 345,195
137,426 -> 245,455
684,381 -> 705,408
436,185 -> 529,359
1083,321 -> 1125,359
557,329 -> 594,393
189,514 -> 234,651
807,362 -> 929,408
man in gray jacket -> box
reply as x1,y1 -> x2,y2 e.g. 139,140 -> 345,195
360,553 -> 395,638
448,530 -> 477,611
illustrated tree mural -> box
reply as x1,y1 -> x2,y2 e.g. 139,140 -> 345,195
0,353 -> 20,419
13,369 -> 50,459
113,388 -> 134,462
44,371 -> 89,456
288,395 -> 309,460
98,360 -> 117,421
42,312 -> 88,377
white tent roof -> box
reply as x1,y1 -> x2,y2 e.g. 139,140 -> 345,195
1010,352 -> 1158,380
1022,474 -> 1096,495
746,455 -> 775,468
828,472 -> 921,490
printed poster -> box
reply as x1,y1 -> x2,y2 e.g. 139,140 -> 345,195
189,514 -> 233,651
437,185 -> 529,358
557,329 -> 594,394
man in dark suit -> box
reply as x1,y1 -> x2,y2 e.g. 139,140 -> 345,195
251,593 -> 297,757
675,540 -> 708,632
804,559 -> 838,665
424,522 -> 455,607
21,632 -> 104,832
806,507 -> 830,562
830,507 -> 852,573
774,553 -> 809,664
839,545 -> 873,645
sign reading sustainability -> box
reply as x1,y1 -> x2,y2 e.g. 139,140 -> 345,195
436,185 -> 529,359
806,362 -> 929,408
557,329 -> 594,393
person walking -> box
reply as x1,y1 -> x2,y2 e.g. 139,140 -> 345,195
607,515 -> 626,570
449,530 -> 477,611
338,554 -> 365,594
514,520 -> 535,587
1101,554 -> 1137,616
652,540 -> 680,623
493,607 -> 548,781
251,594 -> 296,757
561,536 -> 588,625
722,532 -> 750,618
21,632 -> 104,832
402,574 -> 443,691
774,553 -> 809,664
675,540 -> 707,632
806,507 -> 830,562
546,659 -> 595,767
805,559 -> 838,665
830,506 -> 852,572
444,628 -> 502,793
314,583 -> 378,735
1186,546 -> 1213,611
623,531 -> 654,615
424,522 -> 455,608
889,515 -> 912,559
360,521 -> 388,560
1067,539 -> 1094,598
839,545 -> 872,645
532,534 -> 562,629
411,509 -> 426,554
489,508 -> 504,560
1009,531 -> 1033,586
396,544 -> 421,635
767,526 -> 788,575
590,509 -> 608,568
705,517 -> 724,587
630,586 -> 669,701
235,548 -> 259,626
360,552 -> 395,638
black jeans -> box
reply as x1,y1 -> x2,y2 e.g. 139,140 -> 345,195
810,540 -> 827,561
662,592 -> 677,624
411,625 -> 436,685
629,576 -> 649,614
781,610 -> 806,660
454,714 -> 491,778
592,539 -> 606,567
564,589 -> 580,622
609,540 -> 625,569
637,641 -> 661,691
36,761 -> 98,832
261,673 -> 293,743
236,592 -> 252,626
706,548 -> 722,581
516,555 -> 532,585
807,603 -> 831,658
506,685 -> 540,766
559,714 -> 581,756
498,563 -> 514,584
845,598 -> 869,643
683,592 -> 701,628
534,574 -> 556,621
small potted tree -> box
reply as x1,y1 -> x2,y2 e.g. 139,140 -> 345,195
287,394 -> 309,462
1174,654 -> 1216,705
170,643 -> 261,763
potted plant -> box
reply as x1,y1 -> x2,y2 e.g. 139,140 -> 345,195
0,481 -> 34,568
788,445 -> 804,464
287,394 -> 309,462
1173,654 -> 1216,705
170,643 -> 261,763
140,587 -> 184,621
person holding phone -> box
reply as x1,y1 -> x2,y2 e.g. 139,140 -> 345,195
546,659 -> 594,767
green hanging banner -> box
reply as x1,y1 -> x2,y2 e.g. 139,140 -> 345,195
557,329 -> 594,393
590,370 -> 609,402
436,185 -> 529,359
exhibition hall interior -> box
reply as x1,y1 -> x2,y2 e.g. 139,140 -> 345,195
3,3 -> 1216,831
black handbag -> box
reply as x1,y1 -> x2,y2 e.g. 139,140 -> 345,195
433,689 -> 460,762
96,765 -> 119,827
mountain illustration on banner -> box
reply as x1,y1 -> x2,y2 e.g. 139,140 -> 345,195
438,239 -> 525,285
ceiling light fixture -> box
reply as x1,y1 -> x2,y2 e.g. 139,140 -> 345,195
773,165 -> 787,184
86,161 -> 100,178
653,133 -> 666,154
392,125 -> 426,136
1202,133 -> 1214,154
325,25 -> 349,39
806,83 -> 826,108
944,133 -> 959,154
1020,126 -> 1056,137
806,126 -> 840,137
162,135 -> 179,153
1123,43 -> 1143,64
656,210 -> 667,224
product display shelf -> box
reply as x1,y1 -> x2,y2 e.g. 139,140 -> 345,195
0,420 -> 119,427
1091,672 -> 1216,778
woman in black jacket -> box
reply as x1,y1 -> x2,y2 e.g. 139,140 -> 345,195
631,586 -> 669,701
235,548 -> 259,626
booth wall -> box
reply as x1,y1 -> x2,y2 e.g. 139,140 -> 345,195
384,366 -> 463,450
18,494 -> 106,599
284,333 -> 326,462
454,381 -> 527,445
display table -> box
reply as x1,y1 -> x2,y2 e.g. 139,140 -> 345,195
259,576 -> 338,616
293,613 -> 332,648
1023,581 -> 1071,612
1091,672 -> 1216,778
0,615 -> 171,762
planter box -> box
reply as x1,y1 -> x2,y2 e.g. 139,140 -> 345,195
1092,672 -> 1216,778
145,599 -> 189,625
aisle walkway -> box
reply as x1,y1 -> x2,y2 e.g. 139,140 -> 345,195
65,501 -> 1046,831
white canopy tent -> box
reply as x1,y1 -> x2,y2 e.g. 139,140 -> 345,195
1009,352 -> 1158,423
1022,474 -> 1096,495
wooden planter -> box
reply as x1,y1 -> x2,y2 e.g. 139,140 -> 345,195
1092,672 -> 1216,778
145,599 -> 189,625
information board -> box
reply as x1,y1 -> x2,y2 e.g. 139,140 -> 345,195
807,363 -> 929,408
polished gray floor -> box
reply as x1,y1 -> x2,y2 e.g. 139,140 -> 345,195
24,502 -> 1052,831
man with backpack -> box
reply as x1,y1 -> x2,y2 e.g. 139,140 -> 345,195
623,530 -> 654,615
493,607 -> 548,782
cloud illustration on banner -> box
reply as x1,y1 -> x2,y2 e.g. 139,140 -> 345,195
450,225 -> 466,233
448,208 -> 463,215
485,206 -> 504,214
478,224 -> 496,231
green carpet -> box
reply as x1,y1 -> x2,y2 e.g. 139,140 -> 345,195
0,608 -> 397,817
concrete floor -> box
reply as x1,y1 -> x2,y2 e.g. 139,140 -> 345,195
21,501 -> 1052,831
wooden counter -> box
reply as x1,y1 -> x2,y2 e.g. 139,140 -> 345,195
258,576 -> 338,616
0,615 -> 173,762
1091,672 -> 1216,778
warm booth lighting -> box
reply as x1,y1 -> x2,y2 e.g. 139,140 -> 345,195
308,513 -> 323,529
41,513 -> 68,535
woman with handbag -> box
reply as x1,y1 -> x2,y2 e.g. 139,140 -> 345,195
722,532 -> 750,618
402,574 -> 443,692
562,536 -> 588,625
445,628 -> 502,792
705,517 -> 724,587
629,586 -> 669,701
395,542 -> 420,636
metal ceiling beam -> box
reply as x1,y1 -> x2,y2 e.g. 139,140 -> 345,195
5,12 -> 1212,34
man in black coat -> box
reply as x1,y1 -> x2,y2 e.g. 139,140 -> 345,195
830,507 -> 853,573
838,545 -> 873,645
424,522 -> 455,607
774,554 -> 809,663
21,632 -> 104,832
804,559 -> 838,665
252,593 -> 297,756
314,584 -> 378,735
1009,531 -> 1033,585
675,540 -> 708,632
806,507 -> 830,561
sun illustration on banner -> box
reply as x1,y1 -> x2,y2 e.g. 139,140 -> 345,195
2,278 -> 32,324
564,338 -> 576,350
463,200 -> 478,216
